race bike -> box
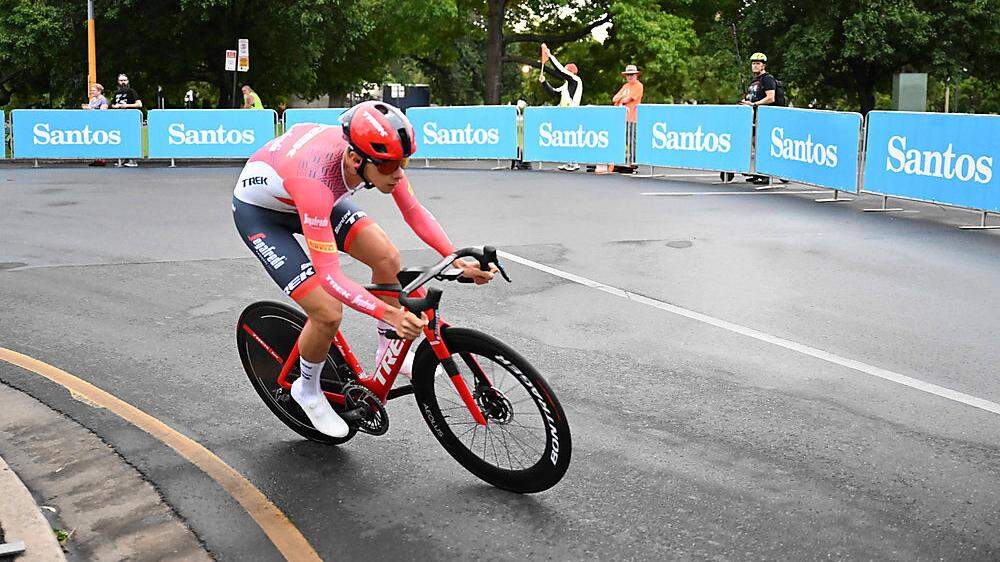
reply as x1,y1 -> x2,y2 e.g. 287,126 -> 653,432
236,246 -> 571,493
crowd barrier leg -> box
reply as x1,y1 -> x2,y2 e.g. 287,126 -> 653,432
32,160 -> 39,168
491,158 -> 505,171
815,189 -> 853,203
169,158 -> 176,168
958,211 -> 1000,230
755,177 -> 780,191
862,195 -> 904,212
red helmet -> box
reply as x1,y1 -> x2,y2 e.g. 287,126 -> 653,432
341,101 -> 416,161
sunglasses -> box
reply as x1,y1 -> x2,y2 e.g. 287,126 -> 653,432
371,157 -> 409,174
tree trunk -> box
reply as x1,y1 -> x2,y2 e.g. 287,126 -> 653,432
484,0 -> 505,104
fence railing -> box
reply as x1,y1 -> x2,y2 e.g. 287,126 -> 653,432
3,105 -> 999,223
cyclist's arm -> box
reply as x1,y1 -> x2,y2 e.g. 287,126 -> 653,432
391,176 -> 456,258
284,177 -> 393,320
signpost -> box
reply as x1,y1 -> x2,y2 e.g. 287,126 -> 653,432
229,39 -> 249,108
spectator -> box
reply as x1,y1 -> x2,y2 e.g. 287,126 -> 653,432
111,73 -> 142,167
83,83 -> 109,167
241,85 -> 264,109
539,43 -> 583,171
82,83 -> 108,110
612,64 -> 644,173
740,52 -> 777,108
740,52 -> 778,184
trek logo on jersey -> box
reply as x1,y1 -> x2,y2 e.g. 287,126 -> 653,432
307,239 -> 337,253
249,234 -> 287,269
885,135 -> 993,184
334,210 -> 366,235
769,127 -> 838,168
33,124 -> 122,145
303,214 -> 329,228
168,123 -> 255,145
283,263 -> 314,295
324,275 -> 351,300
650,123 -> 731,153
538,122 -> 609,149
241,176 -> 268,187
422,122 -> 500,145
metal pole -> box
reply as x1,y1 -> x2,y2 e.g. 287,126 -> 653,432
87,0 -> 97,96
232,71 -> 238,108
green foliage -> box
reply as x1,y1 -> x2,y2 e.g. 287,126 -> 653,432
3,0 -> 998,113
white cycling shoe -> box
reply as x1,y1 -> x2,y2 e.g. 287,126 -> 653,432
291,378 -> 350,438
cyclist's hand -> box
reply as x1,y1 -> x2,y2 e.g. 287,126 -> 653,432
389,308 -> 427,339
453,258 -> 497,285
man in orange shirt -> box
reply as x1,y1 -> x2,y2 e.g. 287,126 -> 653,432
613,64 -> 644,122
611,64 -> 643,173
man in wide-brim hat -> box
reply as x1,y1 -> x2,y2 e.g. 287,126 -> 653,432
609,64 -> 644,173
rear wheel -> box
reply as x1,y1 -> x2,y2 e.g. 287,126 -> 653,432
236,301 -> 357,445
412,328 -> 571,493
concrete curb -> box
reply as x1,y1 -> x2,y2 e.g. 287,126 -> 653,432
0,455 -> 66,562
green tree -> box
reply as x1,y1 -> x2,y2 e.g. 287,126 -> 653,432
739,0 -> 1000,114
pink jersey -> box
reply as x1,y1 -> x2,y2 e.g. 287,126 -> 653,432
234,123 -> 455,320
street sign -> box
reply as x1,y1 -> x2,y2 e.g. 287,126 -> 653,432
225,50 -> 237,72
238,39 -> 249,72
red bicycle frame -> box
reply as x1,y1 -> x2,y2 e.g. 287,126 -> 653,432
269,295 -> 489,426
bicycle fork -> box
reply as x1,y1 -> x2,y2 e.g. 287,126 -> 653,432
424,315 -> 489,426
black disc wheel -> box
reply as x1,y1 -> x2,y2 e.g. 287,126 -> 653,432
412,328 -> 571,493
236,301 -> 357,445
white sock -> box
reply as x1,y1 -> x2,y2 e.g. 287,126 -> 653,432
290,357 -> 348,438
296,357 -> 324,397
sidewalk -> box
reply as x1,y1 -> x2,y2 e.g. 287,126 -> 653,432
0,455 -> 65,561
0,382 -> 212,561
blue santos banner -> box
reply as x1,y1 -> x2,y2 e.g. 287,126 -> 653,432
147,109 -> 276,158
11,109 -> 142,159
755,106 -> 862,191
407,106 -> 518,159
864,111 -> 1000,212
283,108 -> 346,128
634,105 -> 753,173
523,106 -> 627,165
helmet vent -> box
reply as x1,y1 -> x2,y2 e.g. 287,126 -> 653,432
375,104 -> 389,114
371,143 -> 387,153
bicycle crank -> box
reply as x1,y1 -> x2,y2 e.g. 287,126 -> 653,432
341,383 -> 389,436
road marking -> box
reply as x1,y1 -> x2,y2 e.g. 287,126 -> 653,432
641,190 -> 821,196
0,348 -> 323,562
498,251 -> 1000,417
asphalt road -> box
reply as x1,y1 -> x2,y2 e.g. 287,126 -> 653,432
1,165 -> 999,561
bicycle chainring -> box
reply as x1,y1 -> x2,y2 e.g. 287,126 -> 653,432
342,383 -> 389,436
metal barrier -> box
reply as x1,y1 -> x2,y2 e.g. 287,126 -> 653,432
755,106 -> 863,200
11,109 -> 143,159
147,109 -> 276,159
3,104 -> 999,229
634,104 -> 753,175
863,111 -> 1000,229
523,106 -> 627,166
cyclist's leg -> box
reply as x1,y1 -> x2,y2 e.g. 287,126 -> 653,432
233,198 -> 349,437
330,197 -> 410,374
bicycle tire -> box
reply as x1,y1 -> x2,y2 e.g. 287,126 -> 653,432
236,301 -> 357,445
411,327 -> 571,493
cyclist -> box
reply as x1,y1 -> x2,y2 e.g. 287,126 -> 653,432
233,101 -> 496,438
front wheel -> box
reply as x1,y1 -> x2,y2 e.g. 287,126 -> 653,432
411,328 -> 571,493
